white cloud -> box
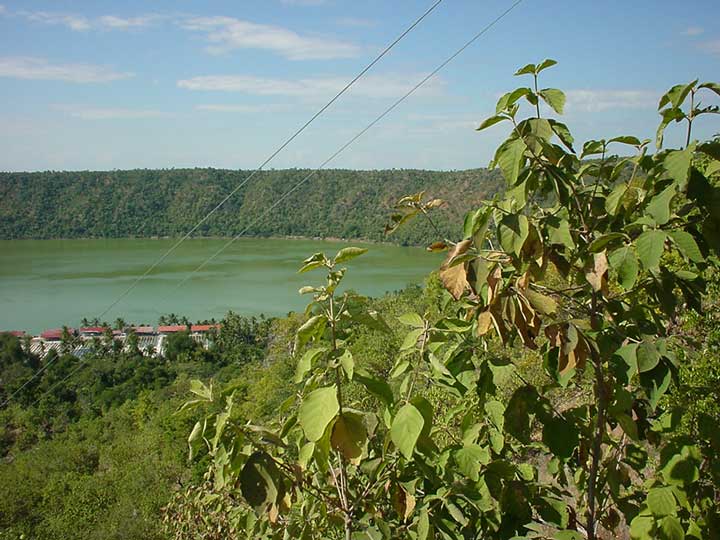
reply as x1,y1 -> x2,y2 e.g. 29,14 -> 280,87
181,16 -> 360,60
682,27 -> 704,36
195,103 -> 290,113
0,5 -> 6,15
177,74 -> 444,99
15,9 -> 160,31
97,15 -> 157,29
0,56 -> 133,83
699,40 -> 720,55
565,90 -> 658,112
53,105 -> 167,120
20,11 -> 91,31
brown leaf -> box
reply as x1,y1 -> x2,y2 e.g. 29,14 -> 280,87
477,311 -> 493,336
440,240 -> 472,300
426,241 -> 448,252
585,251 -> 609,293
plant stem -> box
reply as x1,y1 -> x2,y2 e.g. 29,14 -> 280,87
686,89 -> 695,148
329,292 -> 352,540
533,74 -> 541,119
586,293 -> 606,540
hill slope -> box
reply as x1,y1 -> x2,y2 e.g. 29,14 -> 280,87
0,168 -> 503,245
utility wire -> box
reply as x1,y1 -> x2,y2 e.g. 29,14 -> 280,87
161,0 -> 526,302
93,0 -> 444,322
3,1 -> 444,409
18,0 -> 526,409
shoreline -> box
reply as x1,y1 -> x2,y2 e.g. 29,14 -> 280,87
0,233 -> 424,248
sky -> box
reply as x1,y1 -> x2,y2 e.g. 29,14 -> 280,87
0,0 -> 718,172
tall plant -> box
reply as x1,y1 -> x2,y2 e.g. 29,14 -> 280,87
174,62 -> 719,540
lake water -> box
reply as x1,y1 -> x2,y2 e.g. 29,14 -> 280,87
0,238 -> 441,334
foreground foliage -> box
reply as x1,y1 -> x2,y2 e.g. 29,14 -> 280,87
175,63 -> 720,539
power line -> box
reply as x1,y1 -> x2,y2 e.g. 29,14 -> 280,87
3,1 -> 444,410
93,0 -> 444,323
160,0 -> 526,302
18,0 -> 527,409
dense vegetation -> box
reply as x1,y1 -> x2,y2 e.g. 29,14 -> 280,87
0,167 -> 502,246
1,62 -> 718,540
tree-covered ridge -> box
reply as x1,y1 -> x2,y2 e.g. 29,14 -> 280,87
0,167 -> 503,245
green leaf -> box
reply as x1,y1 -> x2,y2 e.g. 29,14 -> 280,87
547,217 -> 575,249
663,146 -> 693,189
496,87 -> 532,113
699,81 -> 720,97
637,340 -> 661,373
334,247 -> 368,264
400,327 -> 424,351
398,312 -> 424,328
514,63 -> 537,76
648,487 -> 677,517
647,185 -> 676,226
391,403 -> 425,460
641,363 -> 673,410
589,232 -> 625,253
636,230 -> 666,269
668,231 -> 703,262
659,516 -> 685,540
526,289 -> 557,314
498,213 -> 529,256
298,386 -> 339,442
416,507 -> 430,540
542,416 -> 579,459
630,515 -> 654,540
189,380 -> 213,401
477,115 -> 508,131
656,108 -> 686,148
240,451 -> 284,512
493,137 -> 527,184
659,80 -> 697,110
295,347 -> 325,383
354,369 -> 394,407
615,343 -> 639,379
536,58 -> 558,73
539,88 -> 565,114
609,135 -> 642,146
454,444 -> 490,481
549,119 -> 575,150
485,400 -> 505,431
299,252 -> 327,273
609,246 -> 639,290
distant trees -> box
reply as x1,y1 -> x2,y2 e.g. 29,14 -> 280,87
0,168 -> 503,246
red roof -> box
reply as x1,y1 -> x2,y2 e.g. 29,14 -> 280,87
190,324 -> 221,333
41,328 -> 75,340
79,326 -> 107,334
1,330 -> 25,337
158,325 -> 187,333
132,326 -> 155,334
41,329 -> 63,340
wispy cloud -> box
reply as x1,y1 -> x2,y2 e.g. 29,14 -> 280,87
177,73 -> 444,99
13,9 -> 160,31
565,90 -> 658,112
181,16 -> 360,60
682,26 -> 704,36
19,11 -> 91,31
53,105 -> 167,120
0,56 -> 133,83
698,39 -> 720,56
0,5 -> 6,15
195,103 -> 290,113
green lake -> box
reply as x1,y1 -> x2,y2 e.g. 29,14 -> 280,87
0,238 -> 442,334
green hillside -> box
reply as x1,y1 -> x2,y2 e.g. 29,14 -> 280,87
0,168 -> 503,245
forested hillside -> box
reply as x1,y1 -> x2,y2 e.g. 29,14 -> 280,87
0,168 -> 503,245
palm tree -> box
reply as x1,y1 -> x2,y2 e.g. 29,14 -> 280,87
114,317 -> 126,331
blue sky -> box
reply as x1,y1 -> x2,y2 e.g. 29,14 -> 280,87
0,0 -> 718,172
